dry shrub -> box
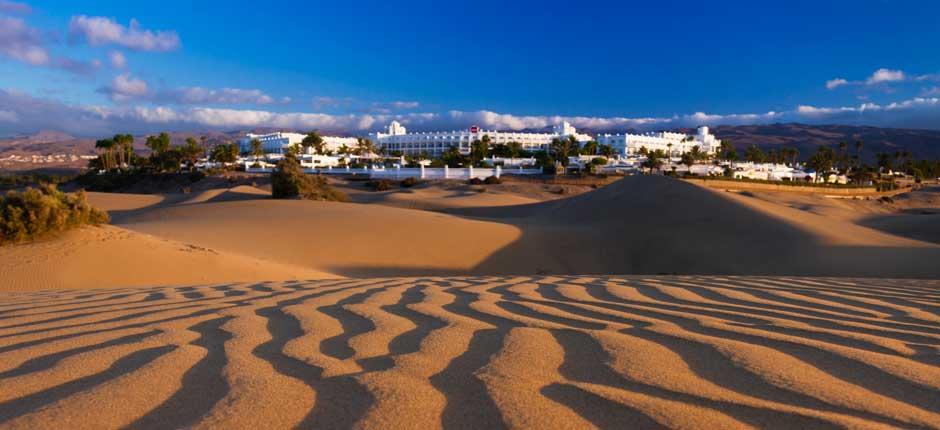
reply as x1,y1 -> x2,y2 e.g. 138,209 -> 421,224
366,179 -> 394,191
0,184 -> 109,246
272,154 -> 348,201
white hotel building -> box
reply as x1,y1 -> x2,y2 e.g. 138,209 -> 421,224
596,126 -> 722,157
369,121 -> 593,156
238,132 -> 359,154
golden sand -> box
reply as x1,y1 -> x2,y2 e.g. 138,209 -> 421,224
0,276 -> 937,429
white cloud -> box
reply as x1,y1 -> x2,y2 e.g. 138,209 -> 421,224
866,68 -> 905,85
0,16 -> 49,65
826,78 -> 849,90
98,73 -> 149,101
158,87 -> 276,105
0,109 -> 18,122
5,89 -> 940,137
0,0 -> 30,14
0,16 -> 105,76
96,76 -> 279,106
921,87 -> 940,97
68,16 -> 180,52
109,50 -> 126,68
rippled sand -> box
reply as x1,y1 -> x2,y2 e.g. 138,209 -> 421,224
1,276 -> 938,429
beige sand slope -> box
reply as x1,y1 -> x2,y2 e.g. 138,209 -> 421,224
68,175 -> 938,279
0,275 -> 937,429
0,225 -> 336,291
113,198 -> 522,278
444,175 -> 940,278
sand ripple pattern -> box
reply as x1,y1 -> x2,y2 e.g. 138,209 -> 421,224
0,276 -> 938,429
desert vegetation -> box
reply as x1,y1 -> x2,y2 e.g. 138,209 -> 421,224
0,184 -> 108,245
271,152 -> 348,201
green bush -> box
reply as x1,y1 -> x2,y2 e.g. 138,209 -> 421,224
400,177 -> 419,188
271,154 -> 348,201
74,170 -> 206,193
483,175 -> 502,185
0,185 -> 109,246
0,173 -> 76,190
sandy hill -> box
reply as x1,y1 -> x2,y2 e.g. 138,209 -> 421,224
107,189 -> 522,278
62,175 -> 939,279
0,275 -> 937,429
0,225 -> 335,292
443,175 -> 940,278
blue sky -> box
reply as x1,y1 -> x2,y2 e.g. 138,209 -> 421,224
2,0 -> 940,136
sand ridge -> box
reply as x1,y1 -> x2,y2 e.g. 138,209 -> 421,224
0,275 -> 937,429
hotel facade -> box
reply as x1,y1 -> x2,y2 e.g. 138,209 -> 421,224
369,121 -> 593,156
238,132 -> 359,154
596,126 -> 721,157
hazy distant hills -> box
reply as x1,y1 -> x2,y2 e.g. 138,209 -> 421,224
2,123 -> 940,162
700,123 -> 940,161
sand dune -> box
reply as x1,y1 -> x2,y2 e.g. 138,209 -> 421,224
113,198 -> 522,278
0,275 -> 937,429
74,176 -> 940,279
445,175 -> 940,277
0,225 -> 336,291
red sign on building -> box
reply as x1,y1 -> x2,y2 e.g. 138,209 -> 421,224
470,126 -> 479,133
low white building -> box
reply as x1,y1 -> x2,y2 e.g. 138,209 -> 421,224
730,162 -> 818,182
238,132 -> 359,155
596,126 -> 721,157
370,121 -> 593,156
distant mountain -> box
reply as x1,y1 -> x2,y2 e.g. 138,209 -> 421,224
686,123 -> 940,161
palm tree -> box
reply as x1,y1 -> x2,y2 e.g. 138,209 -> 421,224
680,151 -> 695,174
838,141 -> 848,173
470,136 -> 490,166
581,140 -> 598,156
788,147 -> 800,167
250,138 -> 263,162
507,141 -> 522,159
302,131 -> 325,154
356,137 -> 375,158
550,137 -> 577,174
95,138 -> 115,170
744,145 -> 766,163
599,144 -> 615,158
112,134 -> 134,168
641,149 -> 665,174
145,132 -> 170,155
807,146 -> 836,183
181,137 -> 203,171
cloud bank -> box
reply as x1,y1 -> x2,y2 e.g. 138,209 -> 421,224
97,73 -> 281,106
827,68 -> 940,90
4,89 -> 940,137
